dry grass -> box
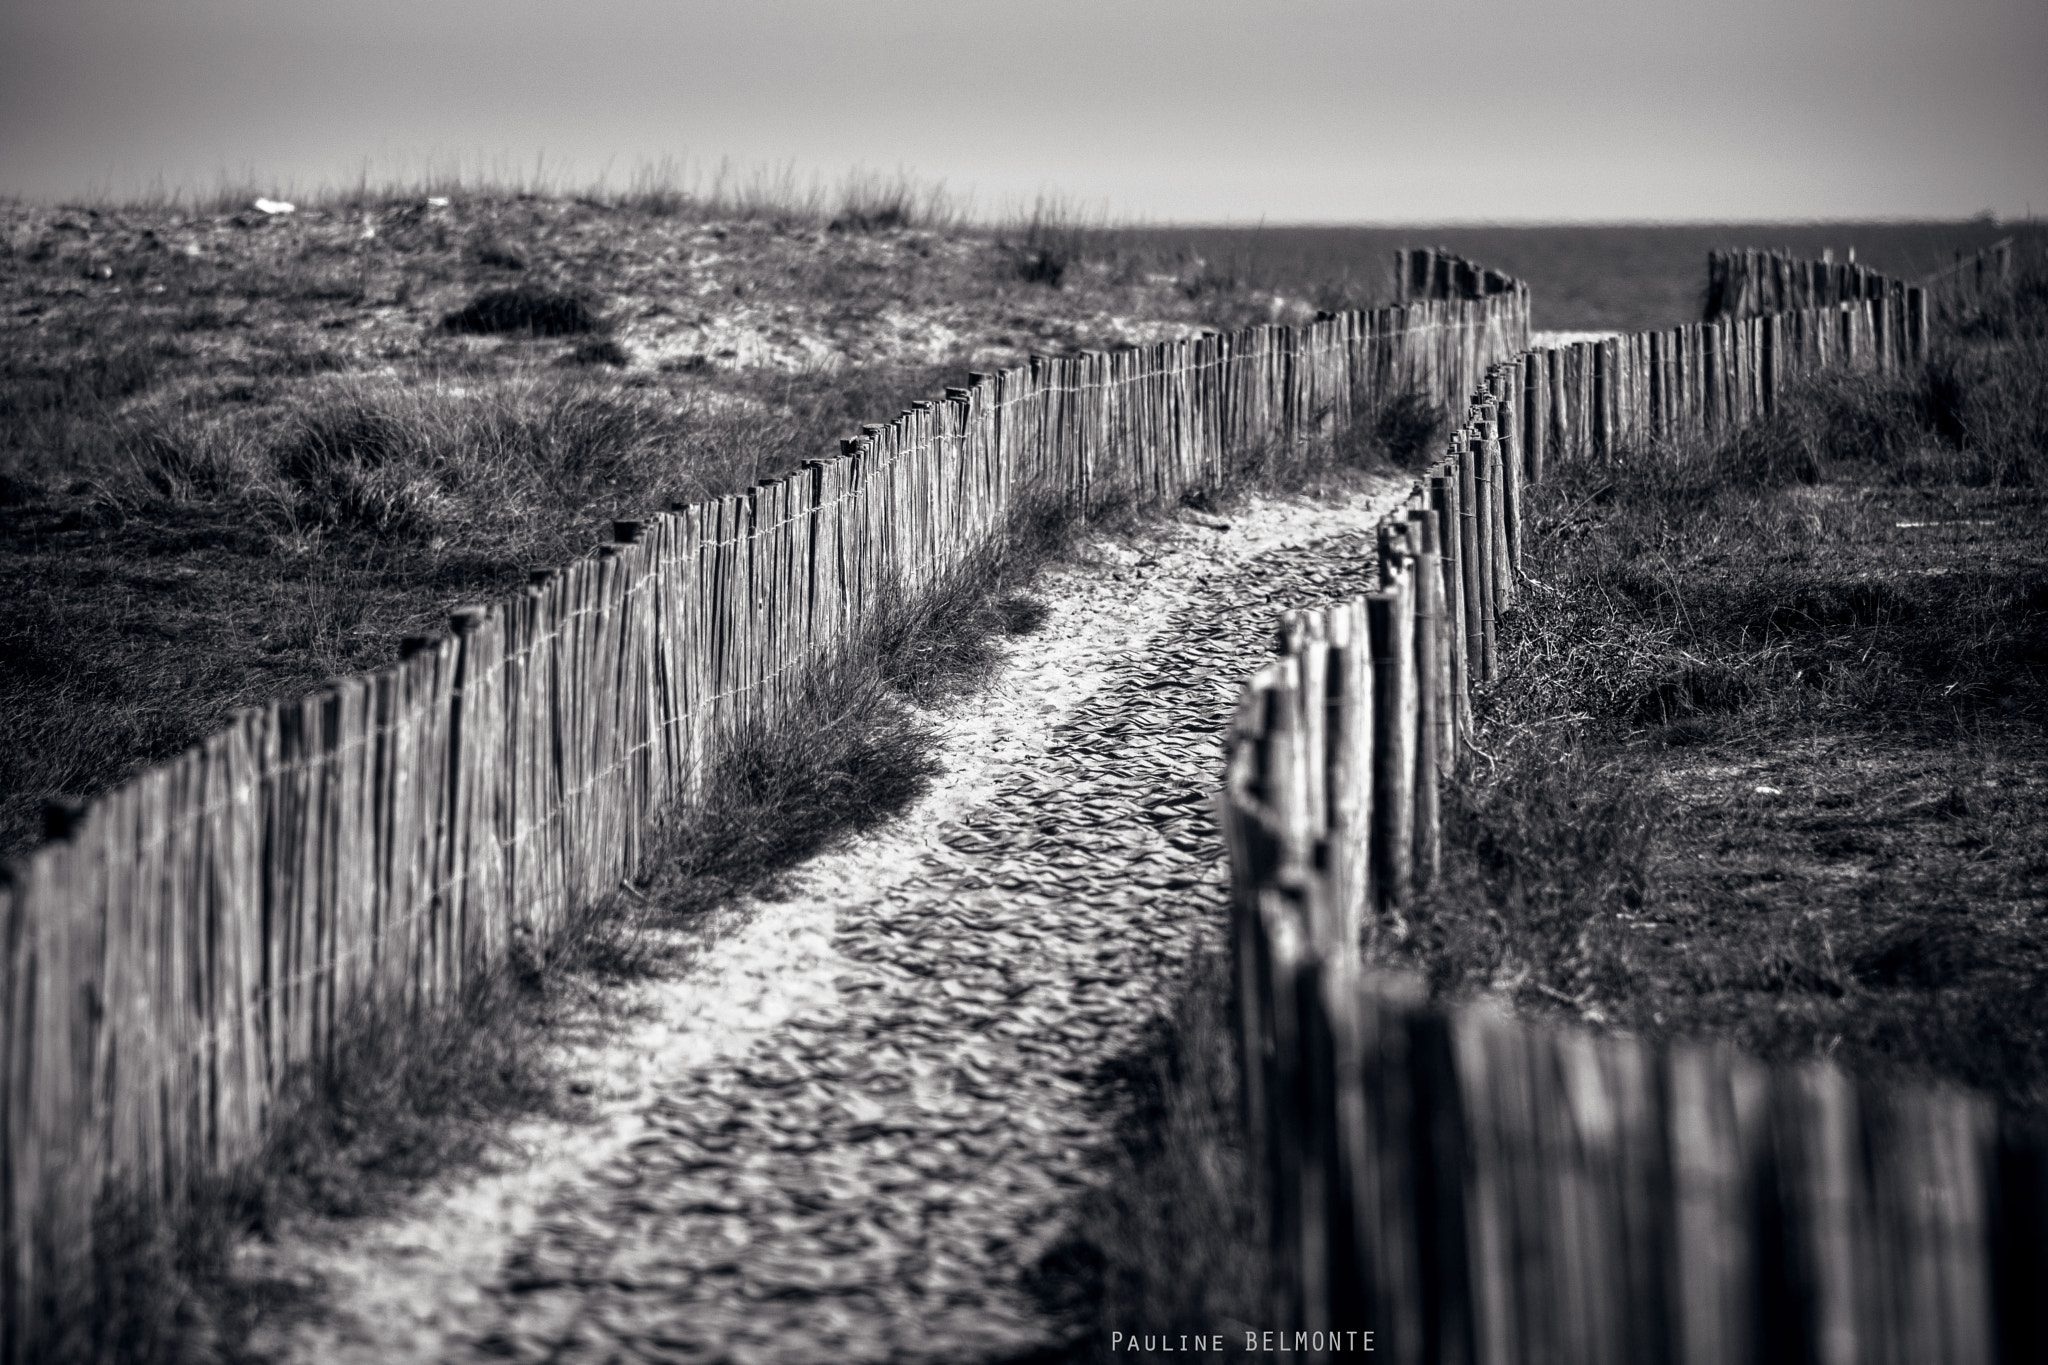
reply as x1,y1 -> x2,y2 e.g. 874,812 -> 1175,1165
49,877 -> 649,1364
0,368 -> 905,865
39,161 -> 968,235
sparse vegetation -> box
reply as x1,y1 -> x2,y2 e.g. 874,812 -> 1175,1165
1390,231 -> 2048,1139
0,365 -> 947,866
642,499 -> 1082,926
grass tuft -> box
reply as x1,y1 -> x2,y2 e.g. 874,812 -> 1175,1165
1001,195 -> 1106,291
634,656 -> 942,926
871,545 -> 1068,706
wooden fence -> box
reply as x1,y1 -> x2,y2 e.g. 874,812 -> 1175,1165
1703,247 -> 1922,325
1704,237 -> 2021,341
1219,257 -> 2045,1362
0,253 -> 1526,1358
1923,238 -> 2019,322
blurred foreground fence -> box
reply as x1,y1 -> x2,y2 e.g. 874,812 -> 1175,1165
0,253 -> 1525,1356
1221,252 -> 2045,1362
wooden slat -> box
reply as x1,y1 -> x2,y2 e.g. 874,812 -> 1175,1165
1366,579 -> 1415,925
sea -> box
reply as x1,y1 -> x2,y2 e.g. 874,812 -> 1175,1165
1096,221 -> 2019,334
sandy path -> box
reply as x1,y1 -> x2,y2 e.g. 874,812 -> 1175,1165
241,475 -> 1406,1364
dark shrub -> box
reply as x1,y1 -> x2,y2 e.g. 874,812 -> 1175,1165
566,338 -> 631,368
1627,663 -> 1755,724
474,240 -> 527,271
442,288 -> 602,337
827,205 -> 911,233
1017,246 -> 1066,288
1372,390 -> 1445,467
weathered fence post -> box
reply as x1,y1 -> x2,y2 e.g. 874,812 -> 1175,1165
1406,511 -> 1445,888
1366,583 -> 1415,929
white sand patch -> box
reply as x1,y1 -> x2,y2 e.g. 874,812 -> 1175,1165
1529,329 -> 1622,348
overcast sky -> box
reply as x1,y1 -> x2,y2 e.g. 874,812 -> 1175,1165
3,0 -> 2043,222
